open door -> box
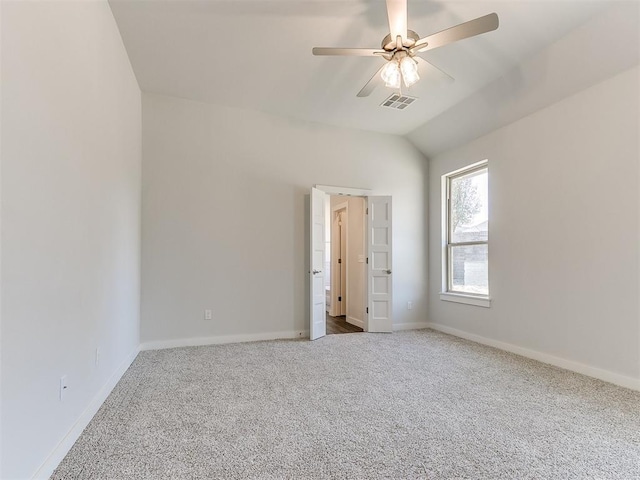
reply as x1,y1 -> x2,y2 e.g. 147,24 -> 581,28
310,187 -> 327,340
367,196 -> 393,332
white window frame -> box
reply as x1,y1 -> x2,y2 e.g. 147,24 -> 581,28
440,160 -> 491,308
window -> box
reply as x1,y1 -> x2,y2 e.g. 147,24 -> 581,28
441,161 -> 490,307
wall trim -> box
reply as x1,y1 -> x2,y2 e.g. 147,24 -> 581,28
427,322 -> 640,392
140,330 -> 308,351
346,316 -> 364,329
315,184 -> 371,196
393,321 -> 430,331
31,346 -> 141,480
439,292 -> 491,308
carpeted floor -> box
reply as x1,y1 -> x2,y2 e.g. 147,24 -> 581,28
52,330 -> 640,479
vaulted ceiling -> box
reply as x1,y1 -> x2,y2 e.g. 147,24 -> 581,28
109,0 -> 615,137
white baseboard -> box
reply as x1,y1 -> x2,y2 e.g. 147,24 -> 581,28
427,322 -> 640,392
31,346 -> 140,480
393,321 -> 430,331
346,316 -> 364,329
140,330 -> 309,351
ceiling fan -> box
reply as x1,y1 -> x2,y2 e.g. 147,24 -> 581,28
312,0 -> 499,97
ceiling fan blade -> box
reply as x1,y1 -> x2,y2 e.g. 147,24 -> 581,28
386,0 -> 408,43
414,56 -> 455,84
412,13 -> 499,53
357,64 -> 386,97
312,47 -> 386,56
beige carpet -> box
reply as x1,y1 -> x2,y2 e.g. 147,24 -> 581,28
52,330 -> 640,479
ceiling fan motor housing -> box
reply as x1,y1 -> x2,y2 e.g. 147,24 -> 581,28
382,30 -> 420,51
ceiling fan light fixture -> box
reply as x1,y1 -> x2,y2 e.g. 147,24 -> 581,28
312,0 -> 499,98
381,61 -> 401,89
400,56 -> 420,87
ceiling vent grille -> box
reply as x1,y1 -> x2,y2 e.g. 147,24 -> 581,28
381,94 -> 417,110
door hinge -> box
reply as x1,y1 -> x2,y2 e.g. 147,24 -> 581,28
366,257 -> 369,264
338,296 -> 342,302
366,207 -> 369,215
366,307 -> 369,314
338,258 -> 341,264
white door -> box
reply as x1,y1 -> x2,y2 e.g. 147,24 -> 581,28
310,187 -> 327,340
367,196 -> 393,332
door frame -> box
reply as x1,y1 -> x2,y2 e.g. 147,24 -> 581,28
315,185 -> 372,334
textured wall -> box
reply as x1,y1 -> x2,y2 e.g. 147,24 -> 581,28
1,2 -> 141,477
141,93 -> 428,344
427,66 -> 640,382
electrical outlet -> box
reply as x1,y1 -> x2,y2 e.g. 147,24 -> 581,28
95,347 -> 100,367
60,375 -> 68,401
204,309 -> 212,321
407,301 -> 413,310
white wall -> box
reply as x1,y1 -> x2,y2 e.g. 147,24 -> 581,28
427,66 -> 640,386
0,0 -> 4,474
1,2 -> 141,478
141,93 -> 428,346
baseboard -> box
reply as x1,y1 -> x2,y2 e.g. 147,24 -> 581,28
393,321 -> 430,331
31,346 -> 141,479
427,322 -> 640,392
140,330 -> 309,351
346,316 -> 364,329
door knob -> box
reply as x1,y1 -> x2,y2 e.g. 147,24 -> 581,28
312,270 -> 322,275
386,269 -> 392,274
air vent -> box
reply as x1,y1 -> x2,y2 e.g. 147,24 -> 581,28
381,94 -> 417,110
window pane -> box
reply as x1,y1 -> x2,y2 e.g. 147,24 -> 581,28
449,244 -> 488,295
450,168 -> 488,243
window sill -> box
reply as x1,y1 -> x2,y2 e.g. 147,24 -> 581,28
440,292 -> 491,308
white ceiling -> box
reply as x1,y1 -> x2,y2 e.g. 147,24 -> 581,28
109,0 -> 611,136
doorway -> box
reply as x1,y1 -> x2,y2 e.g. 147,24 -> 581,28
310,186 -> 393,341
326,196 -> 365,335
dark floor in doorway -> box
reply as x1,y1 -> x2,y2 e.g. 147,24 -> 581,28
326,313 -> 363,335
